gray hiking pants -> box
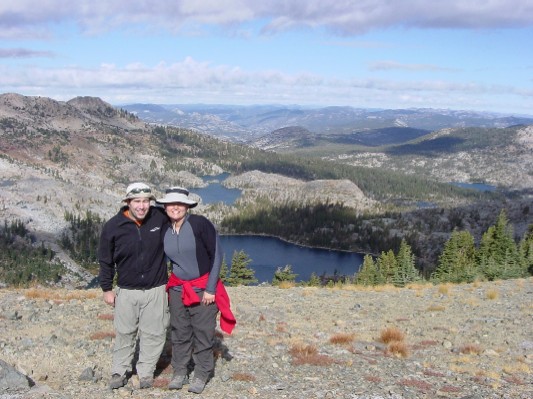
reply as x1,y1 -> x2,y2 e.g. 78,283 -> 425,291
169,288 -> 218,381
112,285 -> 169,379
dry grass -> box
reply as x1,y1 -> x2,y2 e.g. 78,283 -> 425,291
463,297 -> 480,307
379,326 -> 409,357
24,288 -> 99,301
437,283 -> 453,295
232,373 -> 256,382
398,378 -> 432,391
89,331 -> 115,340
458,343 -> 483,355
364,375 -> 382,383
438,385 -> 463,393
386,341 -> 409,358
485,288 -> 500,300
372,284 -> 398,293
277,281 -> 296,289
503,362 -> 531,374
276,321 -> 288,333
97,313 -> 114,321
426,304 -> 446,312
406,282 -> 432,290
289,343 -> 335,366
329,332 -> 356,345
423,369 -> 446,377
380,327 -> 405,344
301,287 -> 318,296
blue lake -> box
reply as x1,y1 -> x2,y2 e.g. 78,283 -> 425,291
451,182 -> 497,192
220,235 -> 363,283
192,173 -> 241,206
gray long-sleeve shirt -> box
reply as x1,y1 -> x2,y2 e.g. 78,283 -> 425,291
163,214 -> 222,294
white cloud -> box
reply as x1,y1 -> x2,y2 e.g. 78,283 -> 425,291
0,48 -> 55,58
1,57 -> 531,114
369,61 -> 458,72
2,0 -> 533,39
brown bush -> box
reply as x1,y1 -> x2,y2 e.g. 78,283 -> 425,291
458,344 -> 483,355
89,331 -> 115,340
329,332 -> 356,345
386,341 -> 409,358
380,327 -> 405,344
289,343 -> 335,366
232,373 -> 256,382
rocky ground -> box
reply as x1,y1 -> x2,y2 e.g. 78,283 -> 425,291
1,279 -> 532,399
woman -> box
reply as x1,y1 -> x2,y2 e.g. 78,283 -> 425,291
158,187 -> 235,394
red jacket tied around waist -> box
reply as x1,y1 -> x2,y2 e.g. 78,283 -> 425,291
167,272 -> 236,334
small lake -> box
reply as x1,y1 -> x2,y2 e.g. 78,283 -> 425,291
450,182 -> 497,192
220,235 -> 363,283
192,173 -> 241,206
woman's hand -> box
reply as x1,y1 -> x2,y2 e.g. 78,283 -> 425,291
202,292 -> 215,305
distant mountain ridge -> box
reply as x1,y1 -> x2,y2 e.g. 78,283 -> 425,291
121,102 -> 533,143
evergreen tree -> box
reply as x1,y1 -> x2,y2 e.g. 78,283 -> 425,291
432,230 -> 478,283
477,210 -> 522,280
355,254 -> 378,285
376,249 -> 397,284
392,240 -> 420,287
306,272 -> 321,287
226,250 -> 258,286
272,265 -> 297,285
219,257 -> 229,284
518,227 -> 533,275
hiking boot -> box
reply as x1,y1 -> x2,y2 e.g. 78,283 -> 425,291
168,373 -> 186,390
109,373 -> 127,389
139,376 -> 154,389
188,377 -> 206,394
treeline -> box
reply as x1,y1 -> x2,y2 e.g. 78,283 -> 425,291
2,207 -> 532,288
60,210 -> 103,274
0,219 -> 65,286
356,210 -> 533,287
221,209 -> 533,288
221,199 -> 408,253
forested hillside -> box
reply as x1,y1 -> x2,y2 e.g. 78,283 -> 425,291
1,93 -> 533,288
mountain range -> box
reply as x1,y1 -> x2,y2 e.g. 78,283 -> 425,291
121,102 -> 533,143
2,92 -> 533,280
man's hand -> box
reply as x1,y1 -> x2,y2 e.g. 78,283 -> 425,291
103,291 -> 116,307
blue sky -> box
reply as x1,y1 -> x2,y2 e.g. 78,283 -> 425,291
1,1 -> 532,115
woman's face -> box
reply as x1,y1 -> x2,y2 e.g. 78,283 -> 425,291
164,202 -> 189,222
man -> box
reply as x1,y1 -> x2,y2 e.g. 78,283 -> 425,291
98,182 -> 169,389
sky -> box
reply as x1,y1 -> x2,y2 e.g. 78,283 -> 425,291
1,0 -> 533,115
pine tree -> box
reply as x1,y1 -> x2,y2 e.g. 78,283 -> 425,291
219,257 -> 229,284
306,272 -> 321,287
376,249 -> 397,285
355,254 -> 378,286
518,227 -> 533,275
477,210 -> 522,280
226,250 -> 258,286
392,240 -> 420,287
432,230 -> 478,283
272,265 -> 297,285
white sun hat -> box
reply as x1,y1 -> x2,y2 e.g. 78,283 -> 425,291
156,187 -> 198,208
122,182 -> 156,201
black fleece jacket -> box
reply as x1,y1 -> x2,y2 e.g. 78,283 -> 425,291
98,206 -> 169,292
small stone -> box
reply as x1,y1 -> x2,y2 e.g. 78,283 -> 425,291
78,367 -> 94,381
442,340 -> 453,349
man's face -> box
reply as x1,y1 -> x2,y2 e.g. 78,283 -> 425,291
127,198 -> 151,222
164,202 -> 189,222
